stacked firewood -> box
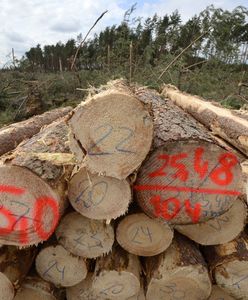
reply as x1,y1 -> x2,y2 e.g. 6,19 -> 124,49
0,79 -> 247,300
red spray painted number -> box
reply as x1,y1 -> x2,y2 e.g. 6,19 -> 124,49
134,147 -> 241,223
0,185 -> 59,244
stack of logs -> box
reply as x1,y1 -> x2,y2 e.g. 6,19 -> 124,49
0,79 -> 247,300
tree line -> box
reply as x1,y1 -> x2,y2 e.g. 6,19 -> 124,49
13,5 -> 248,72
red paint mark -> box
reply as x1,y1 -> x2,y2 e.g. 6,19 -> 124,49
150,196 -> 201,223
149,154 -> 169,178
0,185 -> 25,195
184,199 -> 201,223
0,207 -> 16,235
34,196 -> 59,240
194,147 -> 208,179
0,185 -> 59,244
210,153 -> 238,186
134,184 -> 241,196
170,153 -> 189,182
149,153 -> 188,182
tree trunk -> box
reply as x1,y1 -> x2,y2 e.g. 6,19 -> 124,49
0,107 -> 72,156
68,80 -> 154,179
68,168 -> 131,220
56,211 -> 114,259
14,276 -> 63,300
209,285 -> 235,300
116,212 -> 173,256
92,246 -> 141,300
0,117 -> 73,246
133,86 -> 243,225
0,246 -> 36,300
204,232 -> 248,300
144,233 -> 212,300
162,85 -> 248,156
35,244 -> 87,287
175,197 -> 247,245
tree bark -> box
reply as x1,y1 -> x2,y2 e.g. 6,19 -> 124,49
92,246 -> 141,300
116,212 -> 173,256
14,276 -> 63,300
35,244 -> 87,287
203,232 -> 248,300
133,86 -> 243,225
162,85 -> 248,156
68,168 -> 131,220
0,107 -> 72,156
56,211 -> 114,259
175,197 -> 247,245
144,233 -> 212,300
0,246 -> 36,300
68,80 -> 154,179
0,117 -> 73,246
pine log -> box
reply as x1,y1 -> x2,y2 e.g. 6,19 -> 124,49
162,85 -> 248,156
68,168 -> 131,220
132,87 -> 243,224
128,282 -> 146,300
92,246 -> 141,299
0,117 -> 73,246
0,106 -> 72,156
175,197 -> 247,245
14,276 -> 63,300
56,211 -> 114,258
68,80 -> 154,179
0,246 -> 36,300
116,212 -> 173,256
204,232 -> 248,300
66,273 -> 100,300
209,285 -> 235,300
144,233 -> 212,300
35,244 -> 87,287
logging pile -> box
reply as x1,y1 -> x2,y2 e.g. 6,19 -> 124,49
0,79 -> 247,300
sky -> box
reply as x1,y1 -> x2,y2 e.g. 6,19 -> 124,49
0,0 -> 247,67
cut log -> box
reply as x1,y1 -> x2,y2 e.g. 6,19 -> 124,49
144,233 -> 212,300
92,246 -> 141,299
14,276 -> 63,300
209,285 -> 235,300
0,117 -> 74,246
68,80 -> 153,179
68,168 -> 131,220
162,85 -> 248,156
175,197 -> 247,245
0,246 -> 36,300
66,273 -> 100,300
134,140 -> 242,224
56,211 -> 114,258
132,86 -> 243,224
204,233 -> 248,300
128,283 -> 146,300
35,244 -> 87,287
116,212 -> 173,256
0,106 -> 72,156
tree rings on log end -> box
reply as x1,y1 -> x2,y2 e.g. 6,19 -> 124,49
92,270 -> 140,299
209,285 -> 235,300
0,272 -> 14,300
175,197 -> 247,245
69,91 -> 153,179
68,168 -> 131,220
35,244 -> 87,287
0,165 -> 60,246
116,213 -> 173,256
56,212 -> 114,258
134,140 -> 242,224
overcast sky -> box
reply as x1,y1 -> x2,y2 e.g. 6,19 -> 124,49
0,0 -> 246,66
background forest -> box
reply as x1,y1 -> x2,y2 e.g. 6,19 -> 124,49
0,4 -> 248,126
